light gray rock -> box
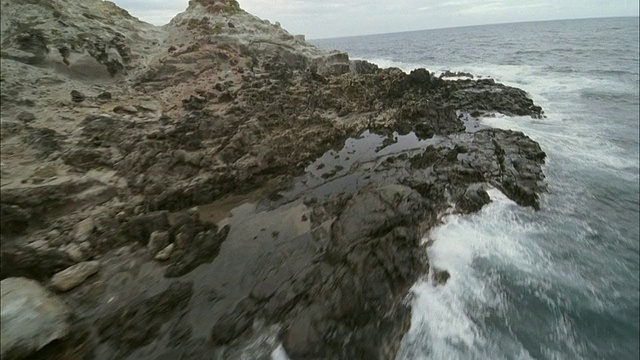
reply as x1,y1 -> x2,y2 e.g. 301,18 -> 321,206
1,278 -> 71,359
64,243 -> 87,262
154,243 -> 175,261
148,230 -> 170,256
50,261 -> 100,292
28,239 -> 49,251
73,217 -> 95,243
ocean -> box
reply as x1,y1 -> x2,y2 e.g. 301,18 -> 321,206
312,17 -> 640,360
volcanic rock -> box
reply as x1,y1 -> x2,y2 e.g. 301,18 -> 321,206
0,0 -> 549,358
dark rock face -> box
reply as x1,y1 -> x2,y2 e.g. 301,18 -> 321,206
20,64 -> 546,359
283,185 -> 429,359
165,225 -> 229,278
0,204 -> 32,236
433,269 -> 451,285
407,129 -> 546,209
97,282 -> 194,357
121,211 -> 170,245
1,242 -> 74,281
59,65 -> 543,218
71,90 -> 85,103
456,184 -> 491,214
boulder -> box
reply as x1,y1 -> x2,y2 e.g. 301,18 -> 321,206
154,243 -> 175,261
1,278 -> 71,360
50,261 -> 100,292
70,90 -> 85,103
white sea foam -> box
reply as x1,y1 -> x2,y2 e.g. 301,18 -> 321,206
271,344 -> 290,360
397,190 -> 540,359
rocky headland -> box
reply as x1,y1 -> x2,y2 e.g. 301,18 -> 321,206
0,0 -> 547,359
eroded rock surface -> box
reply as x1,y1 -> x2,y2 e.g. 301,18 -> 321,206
0,0 -> 548,359
0,278 -> 71,360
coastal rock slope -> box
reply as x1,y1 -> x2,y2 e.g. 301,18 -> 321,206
0,0 -> 547,359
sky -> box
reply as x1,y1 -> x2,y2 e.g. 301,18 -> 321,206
113,0 -> 639,39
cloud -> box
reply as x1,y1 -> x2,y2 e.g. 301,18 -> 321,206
112,0 -> 188,25
111,0 -> 639,38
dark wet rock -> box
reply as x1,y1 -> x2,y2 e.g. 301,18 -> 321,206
282,185 -> 429,359
98,281 -> 194,357
0,203 -> 32,236
0,178 -> 114,220
211,298 -> 256,345
440,70 -> 474,78
1,242 -> 74,281
450,79 -> 544,118
165,225 -> 229,278
407,129 -> 546,209
121,211 -> 170,245
456,184 -> 491,214
433,269 -> 451,285
96,91 -> 112,101
70,90 -> 85,103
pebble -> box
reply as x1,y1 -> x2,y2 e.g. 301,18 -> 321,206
70,90 -> 85,103
64,243 -> 86,262
17,111 -> 36,122
154,243 -> 174,261
113,105 -> 138,114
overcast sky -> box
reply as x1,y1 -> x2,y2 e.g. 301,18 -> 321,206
113,0 -> 639,39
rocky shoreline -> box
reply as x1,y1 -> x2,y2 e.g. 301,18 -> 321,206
0,0 -> 547,359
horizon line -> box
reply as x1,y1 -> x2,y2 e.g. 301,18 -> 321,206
309,15 -> 639,41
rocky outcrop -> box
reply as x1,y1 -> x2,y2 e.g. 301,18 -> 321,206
283,185 -> 429,359
0,0 -> 548,359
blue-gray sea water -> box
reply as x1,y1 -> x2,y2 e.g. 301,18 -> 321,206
313,17 -> 639,360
